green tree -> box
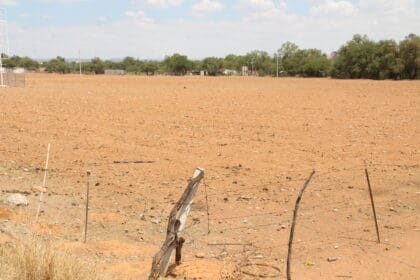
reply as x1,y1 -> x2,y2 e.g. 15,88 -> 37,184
331,34 -> 377,79
163,53 -> 191,75
143,61 -> 159,75
399,33 -> 420,79
45,56 -> 71,74
278,42 -> 299,75
299,49 -> 331,77
87,57 -> 105,74
202,57 -> 224,76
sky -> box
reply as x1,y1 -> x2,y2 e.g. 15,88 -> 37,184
0,0 -> 419,59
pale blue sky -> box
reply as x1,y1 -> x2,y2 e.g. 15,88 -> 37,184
1,0 -> 419,59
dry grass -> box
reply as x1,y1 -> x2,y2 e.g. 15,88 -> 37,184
0,238 -> 117,280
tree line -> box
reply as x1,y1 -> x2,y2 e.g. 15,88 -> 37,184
2,33 -> 418,80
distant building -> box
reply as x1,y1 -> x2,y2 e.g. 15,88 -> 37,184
241,66 -> 249,76
223,69 -> 238,76
104,69 -> 126,75
13,68 -> 26,74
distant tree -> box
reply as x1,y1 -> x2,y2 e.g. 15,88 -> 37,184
120,56 -> 144,73
1,55 -> 39,70
202,57 -> 224,76
223,54 -> 246,71
278,42 -> 299,75
331,34 -> 377,79
143,61 -> 159,75
163,53 -> 191,75
87,57 -> 106,74
399,33 -> 420,79
105,60 -> 123,70
299,49 -> 331,77
45,56 -> 71,74
243,51 -> 275,76
19,56 -> 40,71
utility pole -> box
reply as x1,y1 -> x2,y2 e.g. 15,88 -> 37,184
79,49 -> 82,76
0,8 -> 10,87
0,55 -> 4,87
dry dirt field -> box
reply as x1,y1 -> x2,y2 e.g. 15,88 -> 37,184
0,74 -> 419,279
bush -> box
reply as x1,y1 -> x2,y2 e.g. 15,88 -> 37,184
0,239 -> 117,280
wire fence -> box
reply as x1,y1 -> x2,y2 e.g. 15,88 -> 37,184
1,160 -> 419,278
3,72 -> 26,87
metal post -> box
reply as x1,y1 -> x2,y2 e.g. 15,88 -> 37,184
84,170 -> 91,243
0,55 -> 4,87
35,143 -> 51,222
365,168 -> 380,243
79,49 -> 82,76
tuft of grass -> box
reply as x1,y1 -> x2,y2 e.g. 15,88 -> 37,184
0,238 -> 117,280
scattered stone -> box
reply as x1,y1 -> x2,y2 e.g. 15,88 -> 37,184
31,185 -> 46,193
389,207 -> 398,213
195,253 -> 205,259
237,195 -> 251,201
281,224 -> 287,229
4,193 -> 28,206
151,219 -> 160,224
327,257 -> 338,262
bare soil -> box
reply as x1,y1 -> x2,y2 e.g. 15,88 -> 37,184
0,74 -> 419,279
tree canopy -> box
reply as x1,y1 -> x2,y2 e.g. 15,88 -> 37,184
3,33 -> 418,80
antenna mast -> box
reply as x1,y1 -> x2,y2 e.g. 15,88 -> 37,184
0,8 -> 10,87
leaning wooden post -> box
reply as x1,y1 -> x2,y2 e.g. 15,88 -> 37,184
287,170 -> 315,280
35,143 -> 51,222
149,168 -> 204,280
364,168 -> 380,243
84,170 -> 91,243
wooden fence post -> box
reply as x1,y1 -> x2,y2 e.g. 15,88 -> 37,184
287,170 -> 315,280
149,168 -> 204,280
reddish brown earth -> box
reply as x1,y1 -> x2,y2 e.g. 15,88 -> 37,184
0,74 -> 419,279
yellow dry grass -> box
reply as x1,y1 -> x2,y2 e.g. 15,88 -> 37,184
0,238 -> 117,280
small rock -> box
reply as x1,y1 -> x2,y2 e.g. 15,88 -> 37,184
281,224 -> 287,229
195,253 -> 205,259
31,185 -> 46,193
4,193 -> 29,206
327,257 -> 338,262
151,219 -> 160,224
